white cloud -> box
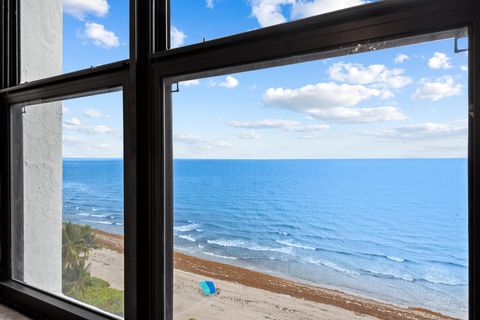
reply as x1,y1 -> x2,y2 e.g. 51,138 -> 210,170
86,125 -> 114,134
250,0 -> 292,27
218,76 -> 239,89
84,108 -> 110,119
263,82 -> 407,123
229,119 -> 300,129
65,117 -> 81,126
237,131 -> 262,140
95,143 -> 113,150
428,52 -> 452,70
328,62 -> 412,89
63,136 -> 83,145
174,134 -> 203,144
206,0 -> 215,9
81,22 -> 120,48
264,82 -> 380,109
366,122 -> 467,140
62,106 -> 70,114
64,121 -> 116,136
64,0 -> 109,20
394,53 -> 409,64
62,136 -> 114,151
290,0 -> 366,20
290,124 -> 330,139
171,26 -> 186,48
307,106 -> 408,123
180,79 -> 200,87
411,76 -> 462,101
250,0 -> 367,27
229,119 -> 330,134
174,134 -> 231,152
290,124 -> 330,132
460,65 -> 468,72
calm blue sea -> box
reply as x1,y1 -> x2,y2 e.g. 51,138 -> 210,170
63,159 -> 468,318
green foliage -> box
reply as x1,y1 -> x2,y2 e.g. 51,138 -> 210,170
87,276 -> 110,289
62,222 -> 124,317
65,277 -> 124,317
62,222 -> 99,271
62,258 -> 92,294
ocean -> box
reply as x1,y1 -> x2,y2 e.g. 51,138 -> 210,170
63,158 -> 468,318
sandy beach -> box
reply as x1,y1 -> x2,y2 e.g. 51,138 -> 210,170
89,229 -> 460,320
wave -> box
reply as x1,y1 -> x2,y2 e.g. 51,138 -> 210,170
421,267 -> 467,286
92,214 -> 108,218
83,220 -> 113,225
302,256 -> 464,286
425,259 -> 467,269
250,245 -> 294,255
308,245 -> 411,266
421,275 -> 466,286
203,251 -> 238,260
207,239 -> 294,255
174,223 -> 200,232
360,266 -> 466,286
360,267 -> 415,282
386,256 -> 405,262
178,234 -> 196,242
276,239 -> 315,250
304,257 -> 360,276
207,239 -> 245,247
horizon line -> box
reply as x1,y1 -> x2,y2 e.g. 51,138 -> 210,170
63,157 -> 468,160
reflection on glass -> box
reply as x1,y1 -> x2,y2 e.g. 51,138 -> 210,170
11,91 -> 125,318
170,32 -> 469,319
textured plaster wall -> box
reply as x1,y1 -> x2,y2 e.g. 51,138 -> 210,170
20,0 -> 63,293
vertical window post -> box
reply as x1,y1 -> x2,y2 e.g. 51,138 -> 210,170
469,19 -> 480,320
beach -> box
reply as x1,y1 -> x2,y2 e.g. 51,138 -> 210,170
89,229 -> 459,320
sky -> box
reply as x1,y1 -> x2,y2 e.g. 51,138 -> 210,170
59,0 -> 468,159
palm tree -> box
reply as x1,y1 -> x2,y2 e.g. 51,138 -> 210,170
63,258 -> 92,295
62,222 -> 101,295
62,222 -> 98,270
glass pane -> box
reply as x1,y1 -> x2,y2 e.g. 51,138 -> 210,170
11,91 -> 125,318
170,0 -> 379,48
169,30 -> 469,319
20,0 -> 129,82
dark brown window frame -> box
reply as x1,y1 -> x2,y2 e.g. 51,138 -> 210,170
0,0 -> 478,319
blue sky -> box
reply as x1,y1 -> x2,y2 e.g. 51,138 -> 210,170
63,0 -> 129,72
60,0 -> 468,159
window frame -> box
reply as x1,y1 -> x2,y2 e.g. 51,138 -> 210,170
0,63 -> 134,320
0,0 -> 478,319
154,1 -> 480,319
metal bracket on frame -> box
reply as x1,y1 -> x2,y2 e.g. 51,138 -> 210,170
455,36 -> 468,53
171,82 -> 180,93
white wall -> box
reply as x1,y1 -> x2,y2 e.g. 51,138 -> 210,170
20,0 -> 63,294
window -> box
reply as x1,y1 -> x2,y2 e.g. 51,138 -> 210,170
20,0 -> 129,82
169,0 -> 380,48
10,91 -> 125,318
169,31 -> 469,319
1,1 -> 480,320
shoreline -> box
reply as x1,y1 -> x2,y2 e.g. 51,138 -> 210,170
90,228 -> 460,320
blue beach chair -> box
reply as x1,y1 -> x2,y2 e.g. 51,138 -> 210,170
199,280 -> 217,296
